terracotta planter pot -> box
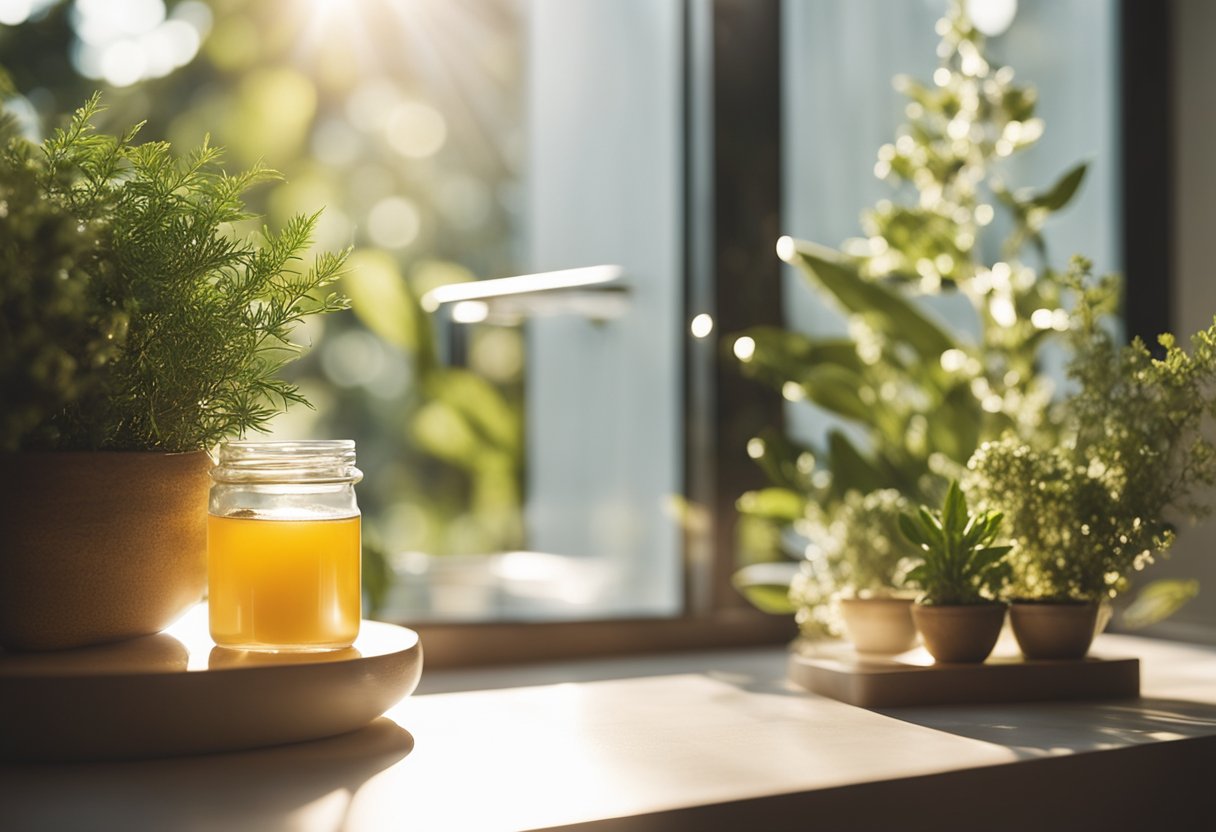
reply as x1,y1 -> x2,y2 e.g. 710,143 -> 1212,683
0,451 -> 212,651
1009,601 -> 1100,660
911,603 -> 1006,664
838,597 -> 918,654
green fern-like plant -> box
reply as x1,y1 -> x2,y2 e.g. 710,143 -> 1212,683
898,480 -> 1011,605
0,93 -> 349,452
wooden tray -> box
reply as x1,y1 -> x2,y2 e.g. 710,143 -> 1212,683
789,641 -> 1139,708
0,605 -> 423,762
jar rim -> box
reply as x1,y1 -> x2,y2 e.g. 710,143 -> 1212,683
212,440 -> 360,484
220,440 -> 354,456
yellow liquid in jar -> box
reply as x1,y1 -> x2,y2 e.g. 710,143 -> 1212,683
208,514 -> 361,651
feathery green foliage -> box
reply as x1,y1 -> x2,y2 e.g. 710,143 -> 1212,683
0,100 -> 123,449
899,480 -> 1011,605
0,94 -> 349,452
966,257 -> 1216,603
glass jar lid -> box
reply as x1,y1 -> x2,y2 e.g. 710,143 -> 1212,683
210,440 -> 362,484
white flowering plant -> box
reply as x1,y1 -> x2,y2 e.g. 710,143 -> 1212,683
788,489 -> 919,635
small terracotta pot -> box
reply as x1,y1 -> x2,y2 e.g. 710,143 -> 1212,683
912,603 -> 1006,664
1009,601 -> 1100,660
0,451 -> 212,651
838,596 -> 918,654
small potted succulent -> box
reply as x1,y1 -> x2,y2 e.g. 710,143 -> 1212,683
966,259 -> 1216,660
793,489 -> 921,653
899,481 -> 1012,663
0,92 -> 348,649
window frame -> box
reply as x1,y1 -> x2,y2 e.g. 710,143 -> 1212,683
1120,0 -> 1173,345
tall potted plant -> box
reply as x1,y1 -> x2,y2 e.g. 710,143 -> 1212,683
0,93 -> 348,650
967,259 -> 1216,659
732,1 -> 1086,625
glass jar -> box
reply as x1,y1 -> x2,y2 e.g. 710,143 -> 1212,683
207,441 -> 363,652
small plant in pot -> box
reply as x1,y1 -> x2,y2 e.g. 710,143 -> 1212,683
966,260 -> 1216,660
792,489 -> 921,653
0,94 -> 348,650
899,481 -> 1012,664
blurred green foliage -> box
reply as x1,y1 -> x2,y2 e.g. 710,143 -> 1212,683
0,1 -> 527,569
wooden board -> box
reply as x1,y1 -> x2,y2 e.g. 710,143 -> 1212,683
788,641 -> 1139,708
0,604 -> 423,762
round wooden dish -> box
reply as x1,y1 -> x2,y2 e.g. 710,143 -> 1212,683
0,605 -> 423,762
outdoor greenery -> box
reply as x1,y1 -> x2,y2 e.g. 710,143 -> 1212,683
1,92 -> 348,452
733,1 -> 1085,628
899,480 -> 1011,606
966,258 -> 1216,608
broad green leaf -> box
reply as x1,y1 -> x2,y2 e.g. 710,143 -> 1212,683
962,514 -> 979,544
734,326 -> 864,375
1030,162 -> 1088,212
801,364 -> 873,424
732,562 -> 800,615
942,481 -> 965,537
748,427 -> 816,493
735,513 -> 786,566
471,452 -> 521,516
916,506 -> 944,545
785,238 -> 956,360
736,487 -> 808,522
898,513 -> 930,548
1121,579 -> 1199,629
970,545 -> 1012,574
344,249 -> 423,353
982,511 -> 1005,542
425,368 -> 520,456
411,400 -> 480,465
827,430 -> 887,497
926,382 -> 982,463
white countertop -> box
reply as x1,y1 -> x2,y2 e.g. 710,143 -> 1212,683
5,633 -> 1216,831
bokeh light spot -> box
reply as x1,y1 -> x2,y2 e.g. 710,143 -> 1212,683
384,100 -> 447,159
0,0 -> 33,27
367,196 -> 421,249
